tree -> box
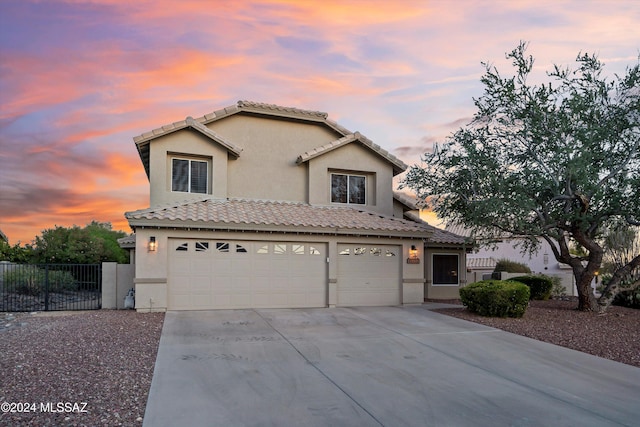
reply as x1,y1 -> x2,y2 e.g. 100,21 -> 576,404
32,222 -> 129,264
0,240 -> 33,263
402,42 -> 640,312
602,222 -> 640,286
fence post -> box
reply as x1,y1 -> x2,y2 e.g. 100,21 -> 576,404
44,264 -> 50,311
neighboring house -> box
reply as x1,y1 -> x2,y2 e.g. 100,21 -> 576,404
445,224 -> 579,295
0,229 -> 7,244
122,100 -> 468,311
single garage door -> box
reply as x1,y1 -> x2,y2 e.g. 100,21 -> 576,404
168,239 -> 327,310
337,244 -> 401,306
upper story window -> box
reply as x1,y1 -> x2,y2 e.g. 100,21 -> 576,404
172,158 -> 208,194
331,173 -> 365,205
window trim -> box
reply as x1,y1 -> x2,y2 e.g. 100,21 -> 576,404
171,156 -> 209,194
330,172 -> 367,205
432,253 -> 460,286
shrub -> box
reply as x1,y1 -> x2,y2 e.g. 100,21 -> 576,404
511,275 -> 553,300
612,289 -> 640,309
460,280 -> 530,318
550,276 -> 567,297
2,265 -> 77,295
494,259 -> 531,274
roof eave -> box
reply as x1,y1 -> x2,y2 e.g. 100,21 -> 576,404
126,217 -> 432,239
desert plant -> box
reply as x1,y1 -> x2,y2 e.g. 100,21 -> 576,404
460,280 -> 530,318
2,265 -> 77,295
494,259 -> 531,274
612,289 -> 640,309
550,276 -> 567,298
511,275 -> 553,300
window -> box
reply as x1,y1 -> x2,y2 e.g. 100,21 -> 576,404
236,244 -> 247,253
176,243 -> 188,252
292,244 -> 305,255
433,254 -> 459,285
195,241 -> 209,252
354,247 -> 366,256
274,244 -> 287,255
172,158 -> 208,194
215,242 -> 229,253
331,173 -> 365,205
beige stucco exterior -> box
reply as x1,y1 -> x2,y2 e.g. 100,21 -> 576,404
125,101 -> 468,311
132,227 -> 426,311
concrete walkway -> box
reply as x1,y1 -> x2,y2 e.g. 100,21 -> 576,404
143,305 -> 640,426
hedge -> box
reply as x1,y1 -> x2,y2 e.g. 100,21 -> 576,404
510,275 -> 553,300
460,280 -> 530,318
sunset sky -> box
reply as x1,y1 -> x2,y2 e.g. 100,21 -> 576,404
1,0 -> 638,245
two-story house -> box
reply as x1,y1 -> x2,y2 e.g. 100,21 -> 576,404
123,101 -> 467,311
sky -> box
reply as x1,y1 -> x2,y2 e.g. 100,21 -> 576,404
1,0 -> 638,245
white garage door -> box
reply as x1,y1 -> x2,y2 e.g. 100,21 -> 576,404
168,239 -> 327,310
337,244 -> 401,306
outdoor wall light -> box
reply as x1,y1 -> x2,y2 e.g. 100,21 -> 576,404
407,245 -> 420,264
148,236 -> 157,252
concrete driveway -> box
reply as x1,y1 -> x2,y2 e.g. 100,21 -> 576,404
143,305 -> 640,427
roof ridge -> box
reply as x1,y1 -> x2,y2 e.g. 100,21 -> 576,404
296,132 -> 408,174
237,100 -> 328,119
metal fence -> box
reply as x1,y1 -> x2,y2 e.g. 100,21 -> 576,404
0,263 -> 102,312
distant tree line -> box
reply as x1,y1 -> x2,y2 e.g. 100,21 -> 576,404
0,221 -> 129,264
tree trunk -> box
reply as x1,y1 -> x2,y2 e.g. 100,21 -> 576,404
575,271 -> 599,311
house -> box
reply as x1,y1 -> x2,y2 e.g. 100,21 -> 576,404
123,100 -> 468,311
445,224 -> 579,295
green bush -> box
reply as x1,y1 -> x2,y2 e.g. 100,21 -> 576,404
511,275 -> 553,300
612,289 -> 640,309
494,259 -> 531,274
460,280 -> 530,318
2,265 -> 77,295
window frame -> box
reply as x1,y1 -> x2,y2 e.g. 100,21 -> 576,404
330,173 -> 367,205
171,156 -> 209,194
432,253 -> 460,286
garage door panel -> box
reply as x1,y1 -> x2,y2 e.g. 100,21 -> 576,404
169,240 -> 326,310
338,244 -> 400,307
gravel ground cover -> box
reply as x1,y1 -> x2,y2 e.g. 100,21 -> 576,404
1,300 -> 637,426
433,298 -> 640,368
0,310 -> 164,427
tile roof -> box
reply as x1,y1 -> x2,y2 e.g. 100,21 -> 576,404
134,116 -> 243,178
393,191 -> 419,210
467,257 -> 497,269
403,212 -> 469,245
125,198 -> 434,238
297,132 -> 407,175
117,234 -> 136,249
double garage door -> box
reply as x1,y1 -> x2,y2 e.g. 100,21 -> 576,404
168,239 -> 401,310
168,239 -> 327,310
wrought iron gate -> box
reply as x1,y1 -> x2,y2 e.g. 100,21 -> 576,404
0,263 -> 102,312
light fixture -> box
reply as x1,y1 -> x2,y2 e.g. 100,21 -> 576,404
407,245 -> 420,264
148,236 -> 157,252
543,253 -> 549,265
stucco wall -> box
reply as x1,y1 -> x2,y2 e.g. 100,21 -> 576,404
208,114 -> 343,203
424,247 -> 467,300
149,129 -> 230,206
307,143 -> 394,215
132,227 -> 425,311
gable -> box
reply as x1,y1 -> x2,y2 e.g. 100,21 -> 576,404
135,117 -> 242,179
297,132 -> 407,176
